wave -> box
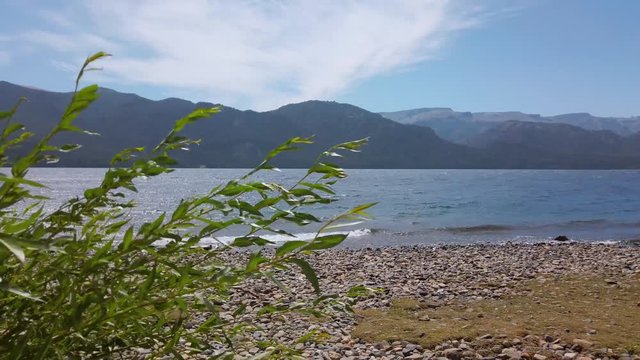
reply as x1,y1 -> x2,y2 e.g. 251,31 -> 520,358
442,224 -> 514,233
594,240 -> 621,245
153,228 -> 372,248
566,219 -> 607,225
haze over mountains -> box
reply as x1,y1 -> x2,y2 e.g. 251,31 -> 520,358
381,108 -> 640,144
1,81 -> 640,169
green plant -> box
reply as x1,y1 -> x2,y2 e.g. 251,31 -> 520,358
0,52 -> 373,359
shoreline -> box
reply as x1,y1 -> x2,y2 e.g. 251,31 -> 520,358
173,242 -> 640,359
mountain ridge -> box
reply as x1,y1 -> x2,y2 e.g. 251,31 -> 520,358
1,81 -> 640,169
381,107 -> 640,144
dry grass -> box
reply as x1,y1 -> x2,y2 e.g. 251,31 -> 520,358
354,274 -> 640,352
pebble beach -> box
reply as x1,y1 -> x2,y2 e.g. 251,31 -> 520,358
156,242 -> 640,360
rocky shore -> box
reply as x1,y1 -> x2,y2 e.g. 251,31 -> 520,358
164,243 -> 640,360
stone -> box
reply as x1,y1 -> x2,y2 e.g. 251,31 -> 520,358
492,345 -> 505,353
533,355 -> 547,360
501,348 -> 523,359
563,353 -> 578,360
403,344 -> 419,355
443,348 -> 462,360
554,235 -> 570,241
406,354 -> 423,359
573,339 -> 593,350
133,347 -> 152,354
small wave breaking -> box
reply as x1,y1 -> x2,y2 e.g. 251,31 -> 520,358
153,228 -> 372,248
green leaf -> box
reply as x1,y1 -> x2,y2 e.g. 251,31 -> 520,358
122,226 -> 134,250
263,136 -> 314,162
348,202 -> 377,216
3,219 -> 33,234
110,147 -> 144,165
43,154 -> 59,164
302,234 -> 347,251
333,138 -> 369,152
307,163 -> 347,179
171,201 -> 189,222
218,183 -> 254,196
0,236 -> 25,263
255,197 -> 281,210
288,258 -> 320,294
0,97 -> 26,121
85,51 -> 111,64
246,252 -> 269,273
2,123 -> 25,138
230,236 -> 274,247
232,303 -> 247,317
0,282 -> 42,301
323,221 -> 364,230
173,107 -> 220,133
229,200 -> 262,216
0,175 -> 46,188
289,188 -> 321,198
275,240 -> 308,258
83,129 -> 100,136
322,151 -> 343,157
73,52 -> 111,88
346,285 -> 371,298
60,84 -> 100,130
59,144 -> 82,152
300,182 -> 335,195
138,266 -> 157,300
105,220 -> 128,235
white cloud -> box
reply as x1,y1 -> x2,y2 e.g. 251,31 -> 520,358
50,59 -> 78,73
19,30 -> 119,54
14,0 -> 484,110
38,9 -> 76,29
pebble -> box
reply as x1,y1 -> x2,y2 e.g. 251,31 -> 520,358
159,243 -> 640,359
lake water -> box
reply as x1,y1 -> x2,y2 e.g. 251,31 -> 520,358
24,168 -> 640,247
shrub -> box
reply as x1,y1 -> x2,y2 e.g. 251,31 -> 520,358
0,52 -> 373,359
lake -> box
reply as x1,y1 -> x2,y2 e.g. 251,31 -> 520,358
24,168 -> 640,247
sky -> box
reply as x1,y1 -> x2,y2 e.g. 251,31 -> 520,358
0,0 -> 638,116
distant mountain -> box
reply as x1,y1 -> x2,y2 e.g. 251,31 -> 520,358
1,81 -> 640,169
467,121 -> 640,169
0,81 -> 485,168
548,113 -> 640,135
380,108 -> 640,144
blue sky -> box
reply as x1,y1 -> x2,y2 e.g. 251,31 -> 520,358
0,0 -> 638,116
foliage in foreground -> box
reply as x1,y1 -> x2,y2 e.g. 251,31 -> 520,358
0,52 -> 373,359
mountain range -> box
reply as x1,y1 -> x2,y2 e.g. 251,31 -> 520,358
381,108 -> 640,144
1,80 -> 640,169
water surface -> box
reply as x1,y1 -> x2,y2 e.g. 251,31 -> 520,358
25,168 -> 640,247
